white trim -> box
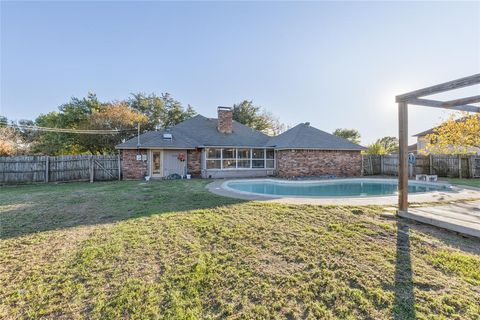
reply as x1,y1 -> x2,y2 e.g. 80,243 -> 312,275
205,147 -> 276,170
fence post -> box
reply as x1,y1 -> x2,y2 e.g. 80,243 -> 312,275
117,153 -> 121,181
380,155 -> 384,175
470,156 -> 475,178
429,155 -> 433,175
458,155 -> 462,179
45,156 -> 49,183
89,157 -> 94,183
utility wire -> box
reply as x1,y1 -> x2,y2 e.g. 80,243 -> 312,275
6,124 -> 138,135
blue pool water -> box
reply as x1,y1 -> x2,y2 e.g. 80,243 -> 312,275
226,179 -> 452,197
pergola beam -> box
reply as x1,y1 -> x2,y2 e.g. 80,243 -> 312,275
407,98 -> 480,113
443,95 -> 480,107
396,73 -> 480,102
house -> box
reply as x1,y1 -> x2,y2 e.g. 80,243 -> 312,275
413,118 -> 480,155
116,107 -> 365,179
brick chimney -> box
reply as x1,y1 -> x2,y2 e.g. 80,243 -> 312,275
217,106 -> 233,134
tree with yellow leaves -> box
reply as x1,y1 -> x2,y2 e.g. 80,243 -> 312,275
423,112 -> 480,155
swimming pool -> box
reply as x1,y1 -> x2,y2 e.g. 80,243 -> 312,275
224,178 -> 453,198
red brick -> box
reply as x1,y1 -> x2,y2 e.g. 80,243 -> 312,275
276,150 -> 362,178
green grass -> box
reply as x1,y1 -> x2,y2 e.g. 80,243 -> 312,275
1,180 -> 479,319
448,178 -> 480,188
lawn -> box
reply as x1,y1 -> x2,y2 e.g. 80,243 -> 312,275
448,178 -> 480,189
1,180 -> 479,319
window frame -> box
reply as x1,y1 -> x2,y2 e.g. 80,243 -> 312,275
204,147 -> 275,170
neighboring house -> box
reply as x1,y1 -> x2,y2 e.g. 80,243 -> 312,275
116,107 -> 365,179
413,122 -> 480,155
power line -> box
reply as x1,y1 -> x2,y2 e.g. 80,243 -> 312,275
7,124 -> 138,135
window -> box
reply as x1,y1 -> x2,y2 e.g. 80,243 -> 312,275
266,149 -> 275,168
206,148 -> 222,169
205,148 -> 275,170
252,149 -> 265,168
207,148 -> 221,159
237,149 -> 251,168
206,160 -> 221,169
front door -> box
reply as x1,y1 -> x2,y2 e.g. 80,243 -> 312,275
151,150 -> 163,177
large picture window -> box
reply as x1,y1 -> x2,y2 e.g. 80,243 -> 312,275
205,148 -> 275,170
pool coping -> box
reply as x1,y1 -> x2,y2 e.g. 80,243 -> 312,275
206,178 -> 480,206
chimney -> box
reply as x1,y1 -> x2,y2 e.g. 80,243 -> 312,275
217,106 -> 233,134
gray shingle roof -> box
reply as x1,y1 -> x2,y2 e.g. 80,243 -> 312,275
116,115 -> 269,149
115,129 -> 198,149
116,116 -> 365,151
266,123 -> 365,150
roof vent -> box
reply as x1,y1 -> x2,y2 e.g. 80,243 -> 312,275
163,133 -> 173,140
305,122 -> 310,126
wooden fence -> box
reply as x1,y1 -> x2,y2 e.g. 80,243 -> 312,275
0,155 -> 121,184
363,154 -> 480,178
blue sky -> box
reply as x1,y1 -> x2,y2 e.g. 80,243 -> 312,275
1,1 -> 479,144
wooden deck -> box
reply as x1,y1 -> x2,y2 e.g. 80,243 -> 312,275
400,201 -> 480,238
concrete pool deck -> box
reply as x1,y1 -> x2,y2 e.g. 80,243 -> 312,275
207,178 -> 480,206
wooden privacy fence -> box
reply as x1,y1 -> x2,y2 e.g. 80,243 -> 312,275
0,155 -> 121,184
363,154 -> 480,178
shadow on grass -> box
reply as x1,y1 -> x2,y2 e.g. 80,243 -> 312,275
393,222 -> 416,319
0,180 -> 248,240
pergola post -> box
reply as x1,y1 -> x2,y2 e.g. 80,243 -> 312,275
398,101 -> 408,212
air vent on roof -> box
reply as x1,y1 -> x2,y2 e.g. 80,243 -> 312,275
305,122 -> 310,126
163,133 -> 173,140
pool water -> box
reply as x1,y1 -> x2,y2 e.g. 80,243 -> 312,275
226,179 -> 452,197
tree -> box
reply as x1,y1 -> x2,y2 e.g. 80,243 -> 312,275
333,128 -> 361,144
161,93 -> 196,127
364,142 -> 388,155
423,112 -> 480,154
129,92 -> 196,129
128,93 -> 165,131
32,112 -> 74,154
376,136 -> 398,153
0,116 -> 7,127
77,102 -> 148,154
0,117 -> 28,156
232,100 -> 285,135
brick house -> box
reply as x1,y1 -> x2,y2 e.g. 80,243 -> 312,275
116,107 -> 365,179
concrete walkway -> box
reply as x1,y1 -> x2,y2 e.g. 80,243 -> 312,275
400,201 -> 480,238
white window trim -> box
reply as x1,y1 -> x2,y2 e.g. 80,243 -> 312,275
204,147 -> 275,170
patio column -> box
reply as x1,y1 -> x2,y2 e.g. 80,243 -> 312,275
398,101 -> 408,212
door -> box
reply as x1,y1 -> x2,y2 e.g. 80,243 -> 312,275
151,150 -> 163,177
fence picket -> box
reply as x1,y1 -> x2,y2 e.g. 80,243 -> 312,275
362,154 -> 480,178
0,155 -> 120,184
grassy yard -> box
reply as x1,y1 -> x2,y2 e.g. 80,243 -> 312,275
1,180 -> 479,319
448,178 -> 480,189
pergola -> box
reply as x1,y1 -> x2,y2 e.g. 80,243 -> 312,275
396,74 -> 480,212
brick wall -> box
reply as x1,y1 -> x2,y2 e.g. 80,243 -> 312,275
187,149 -> 202,177
121,149 -> 148,180
276,150 -> 362,178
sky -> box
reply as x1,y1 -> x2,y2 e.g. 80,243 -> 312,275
1,1 -> 479,145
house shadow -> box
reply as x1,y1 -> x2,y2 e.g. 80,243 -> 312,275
393,221 -> 416,319
0,180 -> 249,240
